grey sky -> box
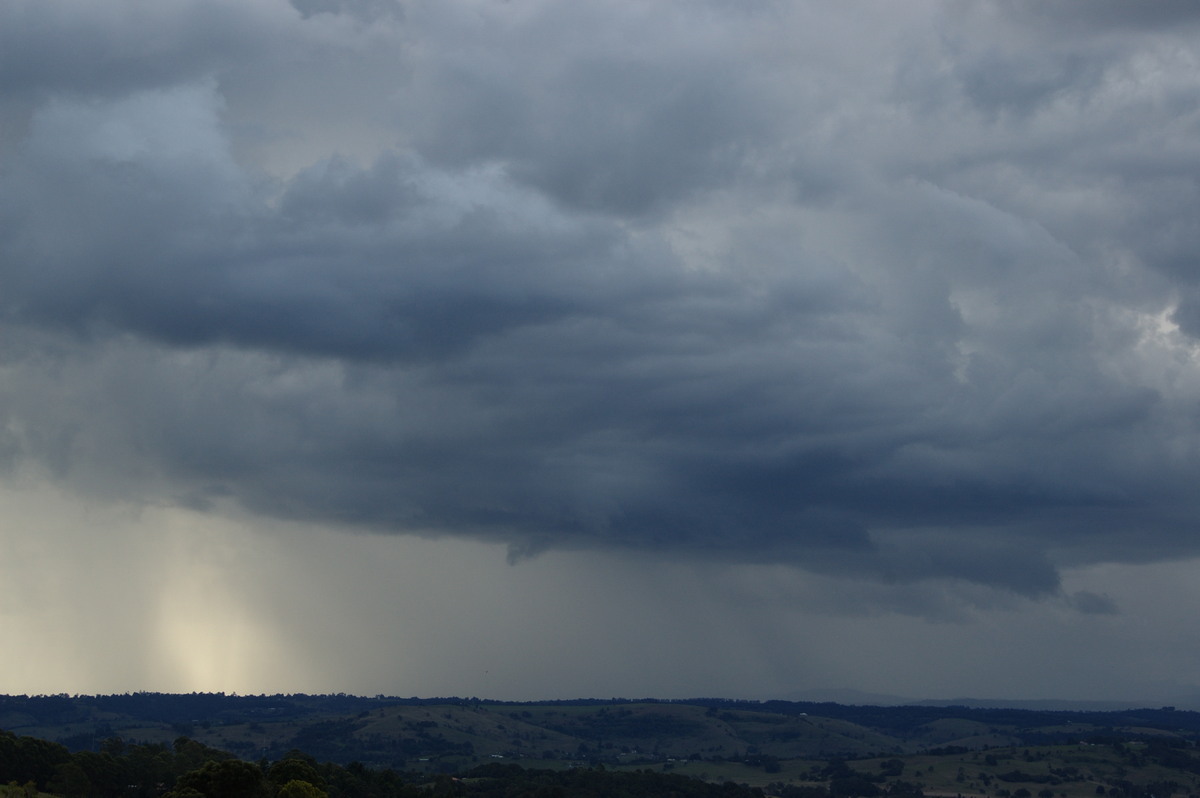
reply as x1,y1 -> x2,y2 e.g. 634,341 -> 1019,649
3,0 -> 1200,703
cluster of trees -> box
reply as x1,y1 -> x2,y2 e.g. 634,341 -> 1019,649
1,729 -> 772,798
449,763 -> 763,798
764,783 -> 923,798
0,732 -> 411,798
755,757 -> 922,798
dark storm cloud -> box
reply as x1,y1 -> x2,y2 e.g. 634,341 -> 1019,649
1069,591 -> 1119,616
5,122 -> 627,362
1002,1 -> 1200,32
3,0 -> 1200,604
0,2 -> 283,99
401,3 -> 776,216
291,0 -> 402,23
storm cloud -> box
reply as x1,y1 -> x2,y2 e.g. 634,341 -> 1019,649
3,0 -> 1200,616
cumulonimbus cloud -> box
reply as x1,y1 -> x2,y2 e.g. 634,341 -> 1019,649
2,0 -> 1200,603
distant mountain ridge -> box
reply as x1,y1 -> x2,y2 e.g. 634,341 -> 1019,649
912,697 -> 1162,712
784,687 -> 1200,712
780,689 -> 911,706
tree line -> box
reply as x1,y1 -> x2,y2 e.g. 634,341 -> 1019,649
2,729 -> 766,798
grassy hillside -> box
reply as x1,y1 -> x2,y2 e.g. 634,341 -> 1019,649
8,706 -> 1200,798
652,741 -> 1200,794
4,695 -> 1200,781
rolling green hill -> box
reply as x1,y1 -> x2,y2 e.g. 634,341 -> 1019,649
4,694 -> 1200,784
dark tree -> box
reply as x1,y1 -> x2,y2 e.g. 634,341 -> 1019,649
174,758 -> 270,798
